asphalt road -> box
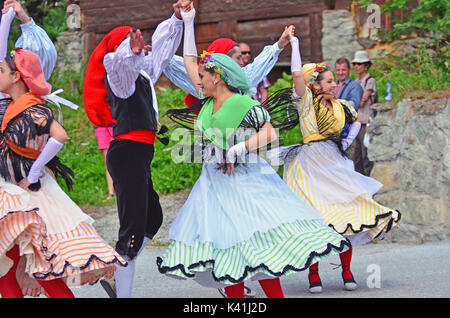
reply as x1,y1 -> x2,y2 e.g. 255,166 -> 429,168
72,241 -> 450,299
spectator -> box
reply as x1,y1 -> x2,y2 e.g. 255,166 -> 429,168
334,57 -> 363,159
352,51 -> 376,175
240,42 -> 271,103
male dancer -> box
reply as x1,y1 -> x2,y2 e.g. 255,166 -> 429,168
83,2 -> 186,297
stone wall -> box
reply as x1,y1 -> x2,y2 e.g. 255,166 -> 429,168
321,9 -> 363,67
55,30 -> 83,74
367,98 -> 450,243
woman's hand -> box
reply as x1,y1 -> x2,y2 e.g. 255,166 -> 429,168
180,2 -> 195,23
17,177 -> 31,190
219,161 -> 235,176
173,0 -> 193,19
2,0 -> 31,23
286,25 -> 296,41
219,142 -> 248,176
277,25 -> 294,49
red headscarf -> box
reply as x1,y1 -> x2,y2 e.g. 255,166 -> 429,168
83,26 -> 133,126
13,48 -> 51,96
184,38 -> 236,109
207,38 -> 236,55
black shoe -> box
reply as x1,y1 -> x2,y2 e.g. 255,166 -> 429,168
100,277 -> 117,298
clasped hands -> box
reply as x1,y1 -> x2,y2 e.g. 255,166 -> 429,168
129,1 -> 194,55
219,142 -> 248,176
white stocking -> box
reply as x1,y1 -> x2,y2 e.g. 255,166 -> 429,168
114,236 -> 149,298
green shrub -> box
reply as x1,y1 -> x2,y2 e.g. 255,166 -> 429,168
368,45 -> 450,104
356,0 -> 449,41
7,1 -> 67,51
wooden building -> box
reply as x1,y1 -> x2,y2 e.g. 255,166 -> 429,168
74,0 -> 417,82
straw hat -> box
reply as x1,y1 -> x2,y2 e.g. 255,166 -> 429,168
352,50 -> 371,64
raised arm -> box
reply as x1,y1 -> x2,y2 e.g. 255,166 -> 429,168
144,10 -> 183,84
103,33 -> 144,99
290,29 -> 306,98
104,9 -> 182,99
15,18 -> 58,81
0,7 -> 15,60
164,55 -> 200,97
242,26 -> 291,90
2,0 -> 57,80
180,3 -> 201,95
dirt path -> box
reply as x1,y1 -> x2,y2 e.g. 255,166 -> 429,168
83,190 -> 190,247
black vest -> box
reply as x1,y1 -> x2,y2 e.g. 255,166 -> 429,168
105,73 -> 158,137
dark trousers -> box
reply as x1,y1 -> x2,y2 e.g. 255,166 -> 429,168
345,124 -> 374,176
106,139 -> 163,259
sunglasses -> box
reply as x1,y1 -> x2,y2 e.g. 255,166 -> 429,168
241,51 -> 251,55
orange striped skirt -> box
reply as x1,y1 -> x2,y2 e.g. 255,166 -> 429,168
0,171 -> 127,297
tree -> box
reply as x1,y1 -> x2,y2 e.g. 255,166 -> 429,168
356,0 -> 449,41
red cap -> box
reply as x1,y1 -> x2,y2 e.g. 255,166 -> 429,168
13,48 -> 52,96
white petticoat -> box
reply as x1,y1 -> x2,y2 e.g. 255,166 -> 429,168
169,153 -> 327,249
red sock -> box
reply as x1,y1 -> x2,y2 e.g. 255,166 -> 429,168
0,245 -> 24,298
37,278 -> 74,298
224,282 -> 244,298
259,278 -> 284,298
308,262 -> 320,283
339,248 -> 353,280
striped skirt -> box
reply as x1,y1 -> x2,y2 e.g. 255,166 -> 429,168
284,140 -> 401,247
157,154 -> 351,288
0,171 -> 127,297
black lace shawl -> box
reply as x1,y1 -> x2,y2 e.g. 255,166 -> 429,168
0,98 -> 74,191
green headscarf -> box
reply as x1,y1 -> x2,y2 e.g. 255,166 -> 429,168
199,52 -> 251,93
197,52 -> 258,150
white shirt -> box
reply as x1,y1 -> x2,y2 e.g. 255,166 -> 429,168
103,14 -> 183,121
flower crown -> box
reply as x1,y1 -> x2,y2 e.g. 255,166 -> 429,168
308,62 -> 328,84
199,51 -> 223,78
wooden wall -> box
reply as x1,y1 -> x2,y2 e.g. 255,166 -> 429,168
75,0 -> 418,83
77,0 -> 334,68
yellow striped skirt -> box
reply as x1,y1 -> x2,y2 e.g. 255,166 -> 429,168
285,140 -> 401,244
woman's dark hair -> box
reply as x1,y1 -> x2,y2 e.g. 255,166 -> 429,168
311,67 -> 331,97
4,55 -> 18,73
315,69 -> 330,84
